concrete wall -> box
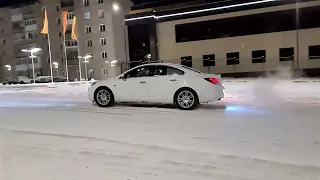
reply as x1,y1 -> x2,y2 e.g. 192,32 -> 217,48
156,1 -> 320,74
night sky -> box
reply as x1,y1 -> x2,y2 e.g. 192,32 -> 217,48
0,0 -> 197,7
0,0 -> 38,7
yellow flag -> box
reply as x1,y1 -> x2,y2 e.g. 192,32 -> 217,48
71,16 -> 78,40
62,11 -> 68,36
41,9 -> 49,34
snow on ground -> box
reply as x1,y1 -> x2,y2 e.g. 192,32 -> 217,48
0,79 -> 319,180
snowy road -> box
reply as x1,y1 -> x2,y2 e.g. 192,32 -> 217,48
0,80 -> 319,180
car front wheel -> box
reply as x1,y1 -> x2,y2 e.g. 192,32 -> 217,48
94,87 -> 115,107
174,88 -> 199,110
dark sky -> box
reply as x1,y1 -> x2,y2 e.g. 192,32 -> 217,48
0,0 -> 38,7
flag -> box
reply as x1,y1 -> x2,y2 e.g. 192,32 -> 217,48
71,16 -> 78,40
62,11 -> 68,36
41,8 -> 49,34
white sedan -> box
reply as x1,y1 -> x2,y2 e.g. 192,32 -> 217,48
88,63 -> 224,110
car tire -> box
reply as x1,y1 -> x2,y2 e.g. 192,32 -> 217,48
174,87 -> 199,110
94,87 -> 115,108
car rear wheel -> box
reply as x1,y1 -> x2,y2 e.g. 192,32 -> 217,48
94,87 -> 114,108
174,88 -> 199,110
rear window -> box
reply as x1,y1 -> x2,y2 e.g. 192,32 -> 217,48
180,65 -> 203,74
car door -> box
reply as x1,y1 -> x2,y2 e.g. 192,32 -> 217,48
149,65 -> 185,103
113,65 -> 155,102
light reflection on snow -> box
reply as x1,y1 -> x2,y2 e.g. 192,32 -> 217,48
225,105 -> 268,115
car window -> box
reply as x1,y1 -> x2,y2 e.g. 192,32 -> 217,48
154,66 -> 184,76
180,65 -> 203,74
125,65 -> 155,78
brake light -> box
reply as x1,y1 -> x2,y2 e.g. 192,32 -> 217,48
204,78 -> 220,85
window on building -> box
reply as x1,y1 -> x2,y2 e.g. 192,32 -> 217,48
67,12 -> 74,19
34,58 -> 38,64
1,38 -> 6,44
102,68 -> 107,75
25,19 -> 36,26
226,52 -> 239,65
279,47 -> 294,61
181,56 -> 192,67
203,54 -> 215,67
86,40 -> 93,47
42,7 -> 46,13
27,31 -> 38,39
57,17 -> 61,24
0,14 -> 3,20
99,24 -> 106,32
98,10 -> 104,18
59,31 -> 62,37
83,0 -> 89,6
252,50 -> 266,63
175,6 -> 320,43
101,51 -> 107,58
100,38 -> 106,45
308,45 -> 320,59
0,28 -> 4,33
98,0 -> 104,3
60,44 -> 63,49
84,12 -> 91,20
85,26 -> 91,33
56,4 -> 60,11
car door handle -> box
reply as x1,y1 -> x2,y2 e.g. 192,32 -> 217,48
170,79 -> 177,82
140,81 -> 147,84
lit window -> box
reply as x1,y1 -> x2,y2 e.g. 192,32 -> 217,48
84,12 -> 91,20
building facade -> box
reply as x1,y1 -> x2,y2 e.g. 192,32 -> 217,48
0,0 -> 131,81
125,0 -> 320,77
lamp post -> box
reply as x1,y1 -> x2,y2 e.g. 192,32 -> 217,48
113,3 -> 129,73
83,54 -> 92,81
53,62 -> 59,77
21,48 -> 42,84
77,56 -> 83,81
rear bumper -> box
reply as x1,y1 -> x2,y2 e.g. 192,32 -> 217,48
199,85 -> 224,103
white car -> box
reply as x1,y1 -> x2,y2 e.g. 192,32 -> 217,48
88,63 -> 224,110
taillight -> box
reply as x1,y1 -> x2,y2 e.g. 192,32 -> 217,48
204,78 -> 220,85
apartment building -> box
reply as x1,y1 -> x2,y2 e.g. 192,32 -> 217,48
125,0 -> 320,76
0,0 -> 131,81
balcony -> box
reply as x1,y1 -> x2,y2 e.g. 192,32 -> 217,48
65,39 -> 78,49
23,12 -> 36,20
14,38 -> 38,45
12,22 -> 25,34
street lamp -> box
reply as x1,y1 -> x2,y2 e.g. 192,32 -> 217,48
105,60 -> 119,67
21,48 -> 42,84
53,62 -> 59,77
5,65 -> 11,71
113,3 -> 119,11
83,54 -> 92,81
